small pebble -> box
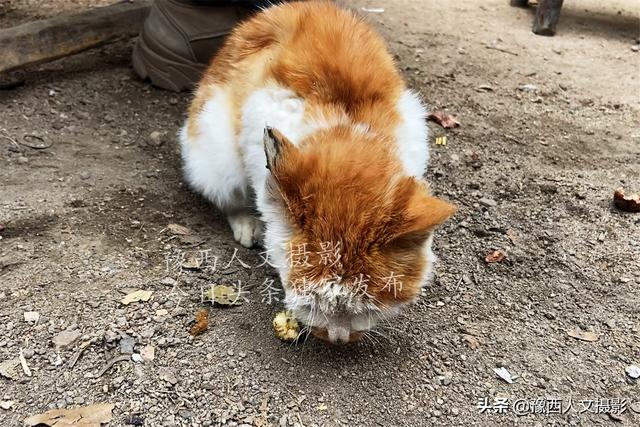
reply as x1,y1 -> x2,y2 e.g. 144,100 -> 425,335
625,365 -> 640,379
52,330 -> 81,349
23,311 -> 40,323
518,84 -> 538,92
120,336 -> 136,355
479,198 -> 498,208
149,131 -> 164,146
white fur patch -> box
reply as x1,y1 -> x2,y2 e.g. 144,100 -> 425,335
394,90 -> 429,177
180,86 -> 247,210
283,278 -> 392,332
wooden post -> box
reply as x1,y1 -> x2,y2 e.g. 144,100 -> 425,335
532,0 -> 564,36
0,1 -> 150,74
510,0 -> 529,7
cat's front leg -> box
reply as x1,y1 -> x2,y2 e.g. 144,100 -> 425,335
227,209 -> 263,248
180,84 -> 263,248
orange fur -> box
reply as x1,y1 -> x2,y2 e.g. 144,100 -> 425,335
190,1 -> 456,315
267,127 -> 455,306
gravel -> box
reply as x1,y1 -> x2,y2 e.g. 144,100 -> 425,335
0,0 -> 638,426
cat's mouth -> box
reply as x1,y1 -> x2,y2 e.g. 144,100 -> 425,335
311,327 -> 363,344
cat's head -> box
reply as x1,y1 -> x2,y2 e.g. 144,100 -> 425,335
261,126 -> 455,344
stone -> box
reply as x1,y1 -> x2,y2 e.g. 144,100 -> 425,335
140,327 -> 155,339
149,131 -> 164,146
625,365 -> 640,379
178,410 -> 192,420
439,373 -> 453,386
120,336 -> 136,355
159,368 -> 178,385
140,345 -> 155,363
23,311 -> 40,323
125,414 -> 144,426
159,277 -> 177,286
52,330 -> 81,349
478,198 -> 497,208
104,330 -> 119,344
518,84 -> 538,92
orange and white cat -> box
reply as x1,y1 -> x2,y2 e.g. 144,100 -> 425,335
180,1 -> 455,343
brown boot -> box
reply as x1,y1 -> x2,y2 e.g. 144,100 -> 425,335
132,0 -> 251,92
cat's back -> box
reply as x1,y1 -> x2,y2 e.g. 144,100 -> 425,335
201,1 -> 405,121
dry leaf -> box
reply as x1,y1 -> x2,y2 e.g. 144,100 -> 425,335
167,223 -> 193,235
204,285 -> 242,306
190,309 -> 209,336
428,111 -> 460,129
120,290 -> 153,305
485,250 -> 506,263
24,403 -> 115,427
613,188 -> 640,213
273,311 -> 300,342
462,334 -> 481,350
567,327 -> 599,342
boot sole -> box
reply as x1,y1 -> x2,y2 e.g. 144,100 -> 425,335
132,35 -> 205,92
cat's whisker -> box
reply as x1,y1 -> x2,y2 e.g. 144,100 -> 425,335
366,327 -> 389,342
363,330 -> 381,346
300,303 -> 317,348
376,323 -> 404,335
361,332 -> 375,347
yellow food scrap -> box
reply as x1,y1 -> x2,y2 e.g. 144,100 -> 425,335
273,311 -> 300,342
435,136 -> 447,146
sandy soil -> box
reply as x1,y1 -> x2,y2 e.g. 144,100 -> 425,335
1,0 -> 639,426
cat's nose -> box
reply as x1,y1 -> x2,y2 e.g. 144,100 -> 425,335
327,325 -> 350,344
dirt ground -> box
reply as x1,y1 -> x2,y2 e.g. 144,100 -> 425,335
1,0 -> 639,426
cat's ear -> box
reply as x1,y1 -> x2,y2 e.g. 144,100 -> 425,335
263,126 -> 296,173
388,178 -> 456,246
263,127 -> 302,217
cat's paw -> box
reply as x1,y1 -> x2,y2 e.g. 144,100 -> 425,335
227,213 -> 263,248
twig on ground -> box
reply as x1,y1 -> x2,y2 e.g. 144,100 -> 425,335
485,45 -> 519,56
96,355 -> 130,377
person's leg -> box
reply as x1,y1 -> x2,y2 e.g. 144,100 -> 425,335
132,0 -> 269,92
